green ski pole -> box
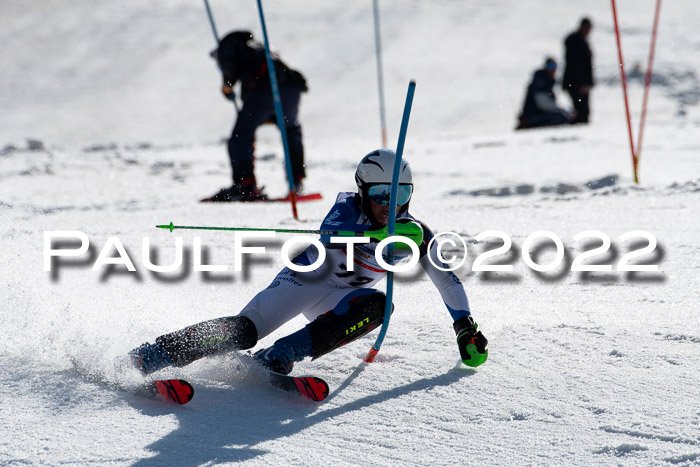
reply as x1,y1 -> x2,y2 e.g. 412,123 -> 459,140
156,221 -> 423,245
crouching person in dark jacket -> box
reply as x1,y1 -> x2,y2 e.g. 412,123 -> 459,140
516,57 -> 573,130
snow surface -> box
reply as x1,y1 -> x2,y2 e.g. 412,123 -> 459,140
1,0 -> 699,465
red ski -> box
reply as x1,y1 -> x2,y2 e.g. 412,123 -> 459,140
267,372 -> 330,402
200,192 -> 322,203
147,379 -> 195,405
146,374 -> 327,403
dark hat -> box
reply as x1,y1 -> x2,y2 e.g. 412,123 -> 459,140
223,30 -> 253,42
217,30 -> 255,62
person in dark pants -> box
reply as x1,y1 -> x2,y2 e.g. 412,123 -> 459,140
563,18 -> 594,124
516,58 -> 572,130
207,31 -> 308,202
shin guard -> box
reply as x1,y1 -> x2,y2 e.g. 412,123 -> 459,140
307,291 -> 391,360
155,316 -> 258,367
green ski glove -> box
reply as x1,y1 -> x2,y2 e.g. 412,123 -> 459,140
454,316 -> 488,367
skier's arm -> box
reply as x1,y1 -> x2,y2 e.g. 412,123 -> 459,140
416,222 -> 488,367
319,198 -> 369,246
219,61 -> 243,100
220,67 -> 239,100
416,223 -> 471,320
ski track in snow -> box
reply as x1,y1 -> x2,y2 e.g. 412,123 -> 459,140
1,1 -> 700,465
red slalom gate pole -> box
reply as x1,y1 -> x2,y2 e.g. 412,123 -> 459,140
636,0 -> 662,172
610,0 -> 639,184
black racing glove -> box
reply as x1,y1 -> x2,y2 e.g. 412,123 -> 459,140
453,316 -> 488,367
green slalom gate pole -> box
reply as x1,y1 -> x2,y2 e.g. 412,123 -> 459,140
364,80 -> 416,363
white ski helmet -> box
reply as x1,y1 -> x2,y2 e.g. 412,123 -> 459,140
355,149 -> 413,219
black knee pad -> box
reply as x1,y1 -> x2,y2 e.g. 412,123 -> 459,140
156,316 -> 258,366
307,292 -> 392,359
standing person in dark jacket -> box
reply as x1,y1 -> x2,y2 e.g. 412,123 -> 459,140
563,18 -> 594,124
205,31 -> 308,202
516,58 -> 572,130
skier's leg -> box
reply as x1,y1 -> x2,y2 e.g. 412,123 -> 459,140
255,288 -> 391,374
130,266 -> 327,375
227,114 -> 256,187
567,88 -> 589,124
307,288 -> 390,358
238,267 -> 332,340
227,89 -> 273,188
578,92 -> 590,123
130,316 -> 258,374
566,88 -> 577,116
287,123 -> 305,190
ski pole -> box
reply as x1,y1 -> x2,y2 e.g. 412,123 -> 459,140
256,0 -> 299,219
203,0 -> 240,112
156,221 -> 423,245
203,0 -> 220,44
365,80 -> 416,363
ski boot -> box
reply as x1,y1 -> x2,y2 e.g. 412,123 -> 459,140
129,342 -> 174,375
254,328 -> 313,375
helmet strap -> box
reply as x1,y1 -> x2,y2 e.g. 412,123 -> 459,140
356,189 -> 381,226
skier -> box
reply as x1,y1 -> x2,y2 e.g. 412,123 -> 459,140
516,57 -> 573,130
130,150 -> 488,376
562,18 -> 594,124
205,30 -> 308,202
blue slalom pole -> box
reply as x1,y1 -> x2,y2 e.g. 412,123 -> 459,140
255,0 -> 299,218
365,80 -> 416,363
203,0 -> 220,43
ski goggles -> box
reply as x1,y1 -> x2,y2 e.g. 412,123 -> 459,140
367,184 -> 413,206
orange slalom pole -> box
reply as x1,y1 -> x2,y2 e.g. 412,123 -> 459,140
636,0 -> 662,172
611,0 -> 639,184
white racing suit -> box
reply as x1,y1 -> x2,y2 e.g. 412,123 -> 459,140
239,192 -> 471,340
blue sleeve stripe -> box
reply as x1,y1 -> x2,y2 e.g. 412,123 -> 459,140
446,303 -> 470,321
